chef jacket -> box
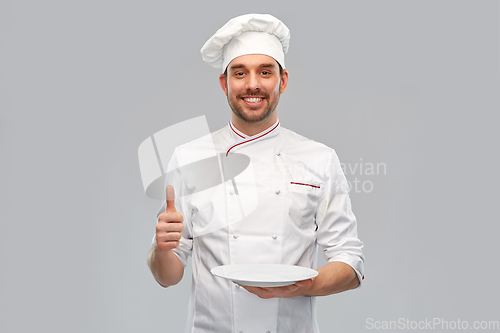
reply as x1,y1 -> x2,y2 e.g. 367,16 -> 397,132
155,119 -> 364,333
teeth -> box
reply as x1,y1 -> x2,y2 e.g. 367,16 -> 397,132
244,97 -> 262,103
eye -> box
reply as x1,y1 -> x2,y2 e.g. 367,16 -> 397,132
261,71 -> 271,75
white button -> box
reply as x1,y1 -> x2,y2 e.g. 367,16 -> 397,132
233,235 -> 239,239
229,191 -> 234,195
275,190 -> 280,195
276,152 -> 281,156
235,284 -> 240,288
272,235 -> 277,240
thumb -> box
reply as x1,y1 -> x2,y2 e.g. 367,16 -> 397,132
166,185 -> 177,213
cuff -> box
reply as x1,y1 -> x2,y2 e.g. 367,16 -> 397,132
328,253 -> 365,289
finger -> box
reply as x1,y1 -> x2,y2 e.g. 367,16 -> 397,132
156,223 -> 183,235
158,211 -> 183,224
241,286 -> 272,299
265,285 -> 299,295
163,222 -> 184,233
295,278 -> 313,287
166,185 -> 177,213
157,232 -> 182,242
286,286 -> 300,294
242,285 -> 297,299
157,240 -> 179,251
157,212 -> 184,226
242,285 -> 261,293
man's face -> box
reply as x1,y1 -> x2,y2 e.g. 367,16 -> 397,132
219,54 -> 288,125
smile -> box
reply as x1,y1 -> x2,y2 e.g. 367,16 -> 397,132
243,97 -> 263,103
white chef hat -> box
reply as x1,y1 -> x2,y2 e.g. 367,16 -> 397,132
200,14 -> 290,72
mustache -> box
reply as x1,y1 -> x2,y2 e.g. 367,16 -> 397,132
236,91 -> 269,98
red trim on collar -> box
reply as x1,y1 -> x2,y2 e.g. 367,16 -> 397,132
229,122 -> 246,139
226,121 -> 280,156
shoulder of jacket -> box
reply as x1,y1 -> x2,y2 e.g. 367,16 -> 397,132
280,127 -> 335,155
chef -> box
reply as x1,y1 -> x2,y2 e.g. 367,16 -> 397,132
147,14 -> 365,333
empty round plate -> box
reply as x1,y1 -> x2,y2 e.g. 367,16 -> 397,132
210,263 -> 318,287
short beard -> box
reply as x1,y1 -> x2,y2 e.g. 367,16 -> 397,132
228,92 -> 280,124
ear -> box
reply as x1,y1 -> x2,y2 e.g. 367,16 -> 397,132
219,74 -> 228,96
279,69 -> 289,94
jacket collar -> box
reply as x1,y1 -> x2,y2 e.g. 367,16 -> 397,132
226,119 -> 281,156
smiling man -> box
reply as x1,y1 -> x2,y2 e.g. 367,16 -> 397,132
148,14 -> 364,333
220,54 -> 287,135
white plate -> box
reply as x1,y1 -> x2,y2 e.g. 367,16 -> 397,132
210,263 -> 318,287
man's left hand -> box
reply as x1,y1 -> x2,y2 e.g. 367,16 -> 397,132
241,279 -> 313,299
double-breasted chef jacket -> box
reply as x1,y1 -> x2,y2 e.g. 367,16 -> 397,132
155,119 -> 365,333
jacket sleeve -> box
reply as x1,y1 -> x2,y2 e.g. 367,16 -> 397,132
315,149 -> 365,287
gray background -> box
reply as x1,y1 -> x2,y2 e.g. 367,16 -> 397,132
1,1 -> 499,332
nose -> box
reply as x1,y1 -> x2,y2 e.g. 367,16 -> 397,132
246,72 -> 260,91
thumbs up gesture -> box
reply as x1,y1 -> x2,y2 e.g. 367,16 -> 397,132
156,185 -> 184,251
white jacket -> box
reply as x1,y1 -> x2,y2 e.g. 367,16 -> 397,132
156,120 -> 364,333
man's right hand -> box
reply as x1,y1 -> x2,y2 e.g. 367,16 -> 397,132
156,185 -> 184,251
